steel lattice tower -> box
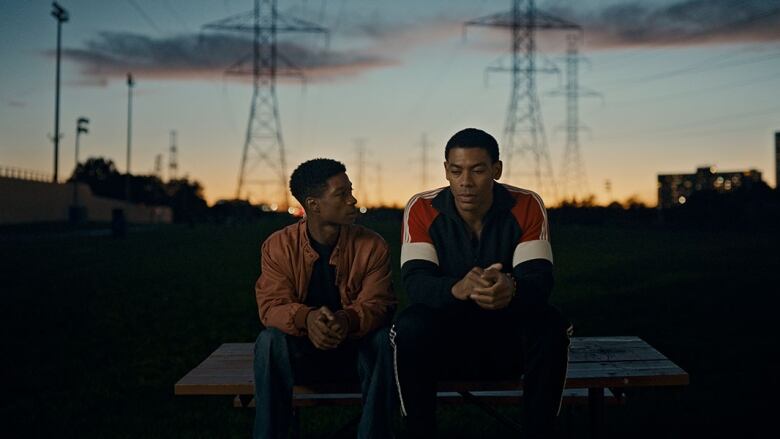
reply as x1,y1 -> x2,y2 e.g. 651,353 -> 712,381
466,0 -> 579,202
203,0 -> 327,208
353,139 -> 368,207
168,130 -> 178,181
550,34 -> 599,201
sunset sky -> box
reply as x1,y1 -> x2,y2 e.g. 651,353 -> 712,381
1,0 -> 779,208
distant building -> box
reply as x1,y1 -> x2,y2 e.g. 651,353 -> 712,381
657,166 -> 763,209
775,131 -> 779,189
0,166 -> 172,225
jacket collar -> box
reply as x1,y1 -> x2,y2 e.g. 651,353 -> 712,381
298,218 -> 348,262
431,183 -> 515,221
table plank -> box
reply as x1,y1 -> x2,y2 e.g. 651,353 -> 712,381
174,336 -> 689,396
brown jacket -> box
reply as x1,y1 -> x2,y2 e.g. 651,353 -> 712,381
255,220 -> 396,338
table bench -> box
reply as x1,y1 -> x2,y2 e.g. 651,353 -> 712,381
175,336 -> 689,438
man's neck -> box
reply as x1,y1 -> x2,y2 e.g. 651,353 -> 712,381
455,195 -> 492,237
307,217 -> 340,247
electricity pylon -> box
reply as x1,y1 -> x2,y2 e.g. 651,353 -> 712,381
203,0 -> 327,209
466,0 -> 580,202
549,34 -> 600,201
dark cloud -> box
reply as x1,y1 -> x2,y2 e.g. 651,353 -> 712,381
54,31 -> 393,85
547,0 -> 780,48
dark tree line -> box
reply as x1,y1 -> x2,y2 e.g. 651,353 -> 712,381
69,157 -> 208,223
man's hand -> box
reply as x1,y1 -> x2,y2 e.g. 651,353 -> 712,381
451,267 -> 494,300
470,263 -> 514,310
306,307 -> 342,350
321,307 -> 349,344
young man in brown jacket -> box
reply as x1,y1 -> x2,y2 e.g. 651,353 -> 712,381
253,158 -> 397,439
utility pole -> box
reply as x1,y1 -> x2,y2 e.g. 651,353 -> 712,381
466,0 -> 579,203
549,34 -> 599,201
168,130 -> 178,181
126,73 -> 135,201
202,0 -> 327,209
421,133 -> 431,189
375,162 -> 383,208
51,2 -> 68,183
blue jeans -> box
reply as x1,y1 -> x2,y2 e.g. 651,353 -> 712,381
253,327 -> 396,439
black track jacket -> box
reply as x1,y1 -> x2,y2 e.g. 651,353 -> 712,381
400,183 -> 554,310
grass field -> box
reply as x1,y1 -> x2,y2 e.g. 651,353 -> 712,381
2,218 -> 778,438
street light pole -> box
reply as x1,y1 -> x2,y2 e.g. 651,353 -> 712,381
73,117 -> 89,207
126,73 -> 134,201
51,2 -> 69,183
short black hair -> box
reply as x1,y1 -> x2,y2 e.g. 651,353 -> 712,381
445,128 -> 499,163
289,158 -> 347,206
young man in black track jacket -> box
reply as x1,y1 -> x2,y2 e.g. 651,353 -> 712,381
390,128 -> 572,438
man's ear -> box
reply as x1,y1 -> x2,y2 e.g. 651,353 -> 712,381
493,160 -> 503,180
443,161 -> 450,182
305,197 -> 319,213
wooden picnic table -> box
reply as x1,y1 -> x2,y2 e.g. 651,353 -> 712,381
175,336 -> 689,438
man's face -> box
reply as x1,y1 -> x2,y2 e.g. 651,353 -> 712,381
444,147 -> 502,213
310,172 -> 359,224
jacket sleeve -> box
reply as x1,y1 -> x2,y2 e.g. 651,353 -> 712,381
255,235 -> 311,336
339,239 -> 397,338
510,192 -> 554,306
401,259 -> 460,309
400,195 -> 460,309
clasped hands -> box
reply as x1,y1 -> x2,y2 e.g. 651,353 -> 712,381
452,263 -> 515,310
306,307 -> 349,350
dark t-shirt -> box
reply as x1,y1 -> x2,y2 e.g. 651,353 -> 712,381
305,230 -> 342,312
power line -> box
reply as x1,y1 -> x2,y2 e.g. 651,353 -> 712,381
605,71 -> 780,108
598,48 -> 780,90
125,0 -> 163,34
597,104 -> 780,142
161,0 -> 190,31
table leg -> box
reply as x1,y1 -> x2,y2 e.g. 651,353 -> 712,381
588,387 -> 605,439
291,407 -> 301,439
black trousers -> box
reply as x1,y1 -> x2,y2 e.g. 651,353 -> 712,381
390,302 -> 571,438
